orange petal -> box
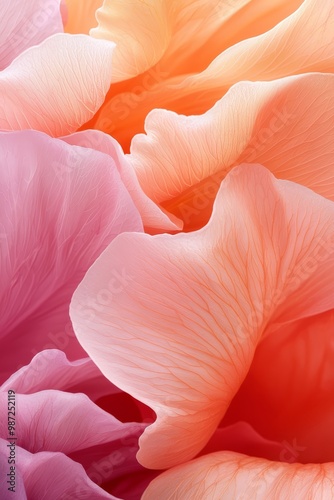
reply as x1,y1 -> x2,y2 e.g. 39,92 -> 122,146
64,0 -> 102,34
90,0 -> 252,83
172,0 -> 334,111
142,451 -> 334,499
224,310 -> 334,463
128,73 -> 334,230
71,165 -> 334,469
0,34 -> 114,136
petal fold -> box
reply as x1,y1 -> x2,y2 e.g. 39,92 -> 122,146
71,165 -> 334,469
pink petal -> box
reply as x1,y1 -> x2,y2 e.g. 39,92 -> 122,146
62,130 -> 182,232
142,451 -> 334,499
0,390 -> 143,455
129,73 -> 334,230
1,349 -> 120,402
0,0 -> 63,70
0,439 -> 115,499
0,131 -> 142,382
0,34 -> 114,136
71,165 -> 334,469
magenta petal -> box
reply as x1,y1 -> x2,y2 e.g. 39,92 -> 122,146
1,349 -> 121,402
0,130 -> 142,382
0,390 -> 144,455
0,439 -> 115,499
0,0 -> 63,70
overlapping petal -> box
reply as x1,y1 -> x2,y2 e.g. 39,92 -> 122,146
90,0 -> 250,83
91,0 -> 334,150
0,349 -> 119,402
0,130 -> 142,382
0,438 -> 114,499
0,0 -> 63,70
142,451 -> 334,499
0,389 -> 142,454
71,165 -> 334,469
0,34 -> 115,136
62,130 -> 181,232
129,73 -> 334,229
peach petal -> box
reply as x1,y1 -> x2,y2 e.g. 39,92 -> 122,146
90,0 -> 250,83
170,0 -> 334,111
0,34 -> 114,136
71,165 -> 334,469
64,0 -> 102,34
129,73 -> 334,229
142,451 -> 334,499
0,0 -> 63,70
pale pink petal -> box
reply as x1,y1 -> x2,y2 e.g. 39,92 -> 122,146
142,451 -> 334,499
0,34 -> 114,136
71,165 -> 334,469
0,350 -> 120,402
224,310 -> 334,463
0,0 -> 63,70
0,439 -> 115,499
0,131 -> 142,382
62,130 -> 182,232
65,0 -> 102,34
129,73 -> 334,230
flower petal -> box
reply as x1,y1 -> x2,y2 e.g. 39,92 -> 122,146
62,130 -> 182,232
129,73 -> 334,230
179,0 -> 334,109
91,0 -> 251,83
0,349 -> 119,402
0,0 -> 63,70
0,34 -> 114,136
0,438 -> 114,499
71,165 -> 334,469
224,310 -> 334,463
92,0 -> 334,150
65,0 -> 102,34
0,130 -> 142,382
0,390 -> 142,455
142,451 -> 334,499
